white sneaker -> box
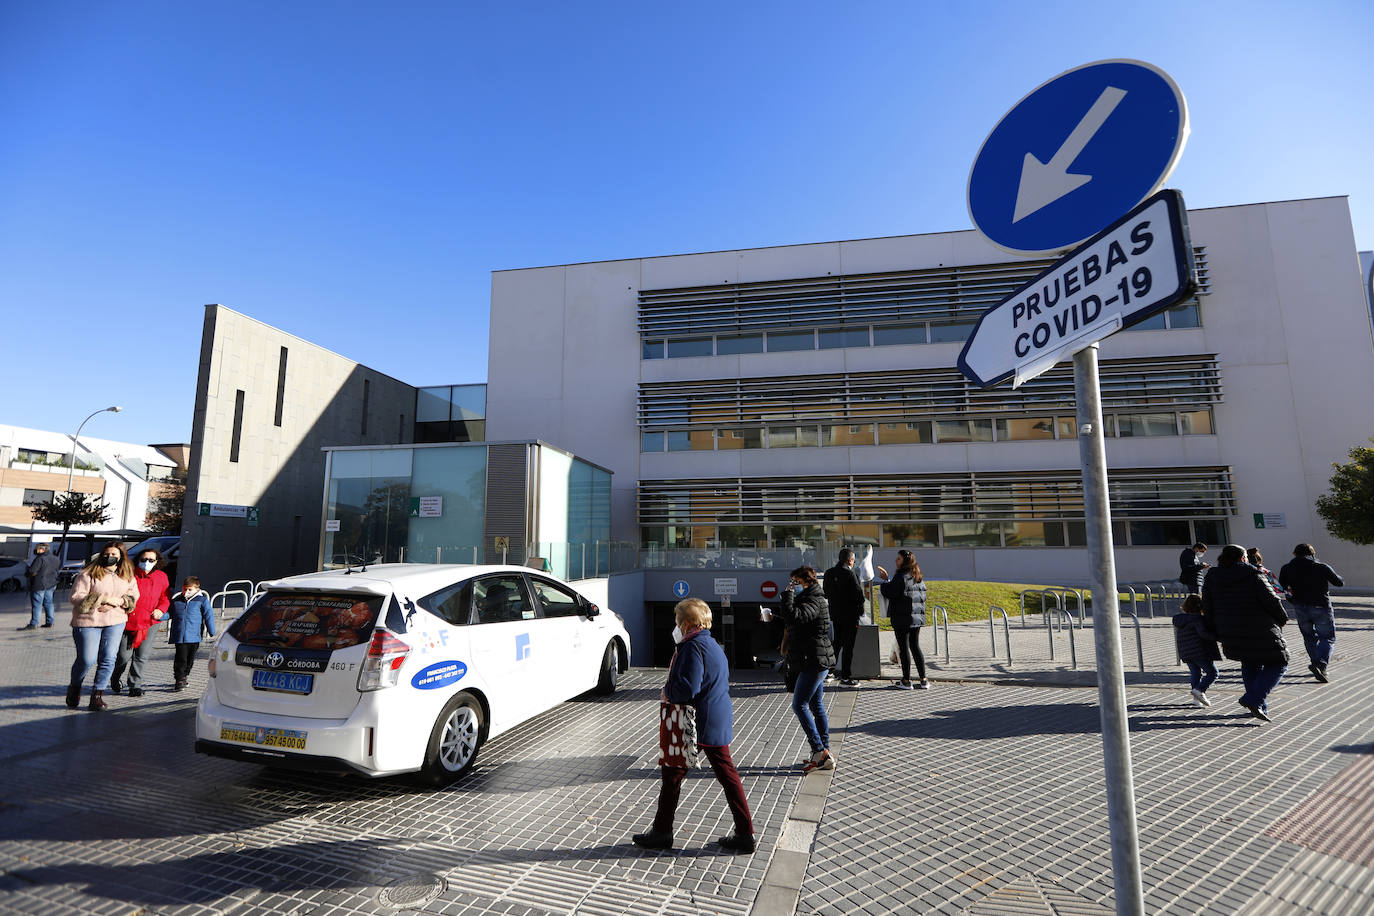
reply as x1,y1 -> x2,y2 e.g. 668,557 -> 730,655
1190,688 -> 1210,707
915,680 -> 931,690
894,680 -> 913,690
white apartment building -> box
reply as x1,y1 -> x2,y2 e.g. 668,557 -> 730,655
485,196 -> 1374,590
0,424 -> 182,560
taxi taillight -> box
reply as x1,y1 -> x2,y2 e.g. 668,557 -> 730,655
358,629 -> 411,691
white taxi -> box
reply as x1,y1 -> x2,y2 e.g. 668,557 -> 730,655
194,564 -> 630,785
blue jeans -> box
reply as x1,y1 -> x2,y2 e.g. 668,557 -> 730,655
1290,604 -> 1335,667
1239,661 -> 1286,713
791,666 -> 830,754
71,625 -> 123,690
1186,660 -> 1218,693
29,588 -> 56,626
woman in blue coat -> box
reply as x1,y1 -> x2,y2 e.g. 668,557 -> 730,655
633,597 -> 755,854
167,576 -> 216,691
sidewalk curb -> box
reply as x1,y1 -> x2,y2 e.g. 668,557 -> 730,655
750,683 -> 858,916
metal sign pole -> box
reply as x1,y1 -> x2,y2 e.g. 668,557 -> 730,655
1073,343 -> 1145,916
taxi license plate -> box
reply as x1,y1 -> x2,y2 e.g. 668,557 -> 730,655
251,669 -> 314,694
220,722 -> 308,750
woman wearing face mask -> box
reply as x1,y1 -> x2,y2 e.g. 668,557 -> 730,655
110,548 -> 170,697
168,576 -> 216,691
633,598 -> 755,853
778,565 -> 837,773
876,549 -> 929,689
67,543 -> 139,710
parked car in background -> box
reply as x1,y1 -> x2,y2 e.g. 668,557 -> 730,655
195,563 -> 630,786
0,558 -> 27,592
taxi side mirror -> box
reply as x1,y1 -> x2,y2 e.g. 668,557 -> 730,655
583,600 -> 600,618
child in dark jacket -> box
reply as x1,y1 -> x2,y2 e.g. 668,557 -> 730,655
1173,593 -> 1221,707
168,576 -> 216,691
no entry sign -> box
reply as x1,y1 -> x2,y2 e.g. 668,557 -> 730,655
760,580 -> 779,599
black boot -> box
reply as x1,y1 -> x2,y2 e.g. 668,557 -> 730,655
65,683 -> 81,709
88,690 -> 107,711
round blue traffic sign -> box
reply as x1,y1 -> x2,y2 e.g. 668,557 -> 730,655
672,580 -> 690,598
968,59 -> 1188,255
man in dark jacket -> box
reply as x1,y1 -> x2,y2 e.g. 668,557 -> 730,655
20,543 -> 61,630
823,549 -> 865,685
1179,542 -> 1209,592
1278,543 -> 1344,683
1202,544 -> 1289,722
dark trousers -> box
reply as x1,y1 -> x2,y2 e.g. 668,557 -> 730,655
173,642 -> 202,682
833,619 -> 859,678
652,743 -> 754,838
894,625 -> 926,682
112,630 -> 155,689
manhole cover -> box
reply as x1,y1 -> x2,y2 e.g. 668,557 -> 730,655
377,873 -> 447,909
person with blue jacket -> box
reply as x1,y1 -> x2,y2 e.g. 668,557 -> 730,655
633,598 -> 754,854
167,576 -> 216,691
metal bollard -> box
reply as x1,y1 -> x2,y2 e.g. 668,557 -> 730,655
988,605 -> 1012,665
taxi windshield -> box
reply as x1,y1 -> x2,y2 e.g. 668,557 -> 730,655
229,592 -> 384,650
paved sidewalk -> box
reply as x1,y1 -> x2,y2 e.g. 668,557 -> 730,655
0,592 -> 1371,914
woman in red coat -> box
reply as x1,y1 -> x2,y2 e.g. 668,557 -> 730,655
111,547 -> 170,697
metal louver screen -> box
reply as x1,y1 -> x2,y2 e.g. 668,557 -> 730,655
638,467 -> 1235,524
639,355 -> 1222,428
483,444 -> 528,562
638,249 -> 1210,337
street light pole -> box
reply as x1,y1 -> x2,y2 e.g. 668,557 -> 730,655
66,406 -> 123,492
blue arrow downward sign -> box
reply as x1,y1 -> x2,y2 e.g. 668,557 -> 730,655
969,60 -> 1188,255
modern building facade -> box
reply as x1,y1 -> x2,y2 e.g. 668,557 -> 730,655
486,196 -> 1374,589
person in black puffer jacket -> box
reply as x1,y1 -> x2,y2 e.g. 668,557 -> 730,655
778,566 -> 836,773
1172,593 -> 1221,707
1202,545 -> 1289,722
877,549 -> 929,689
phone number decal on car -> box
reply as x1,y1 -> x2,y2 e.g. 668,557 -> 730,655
411,660 -> 468,690
220,722 -> 308,750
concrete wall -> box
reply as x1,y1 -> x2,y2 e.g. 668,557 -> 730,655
486,197 -> 1374,588
181,305 -> 417,592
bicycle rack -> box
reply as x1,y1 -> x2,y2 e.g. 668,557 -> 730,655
1018,589 -> 1042,627
212,588 -> 250,622
1065,589 -> 1087,626
929,604 -> 951,665
1124,609 -> 1146,673
988,605 -> 1012,665
1045,608 -> 1078,668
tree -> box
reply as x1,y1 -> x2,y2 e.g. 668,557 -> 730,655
1315,438 -> 1374,546
30,493 -> 112,558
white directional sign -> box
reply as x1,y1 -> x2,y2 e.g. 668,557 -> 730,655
958,190 -> 1196,388
713,577 -> 739,596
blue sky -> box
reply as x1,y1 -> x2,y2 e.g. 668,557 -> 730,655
3,1 -> 1371,447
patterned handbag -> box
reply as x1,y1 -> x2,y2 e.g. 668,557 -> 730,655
658,701 -> 701,769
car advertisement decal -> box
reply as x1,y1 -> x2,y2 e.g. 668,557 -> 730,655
235,646 -> 331,672
220,722 -> 308,750
233,594 -> 380,650
515,633 -> 530,661
411,660 -> 468,690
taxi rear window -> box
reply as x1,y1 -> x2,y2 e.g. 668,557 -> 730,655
228,592 -> 384,650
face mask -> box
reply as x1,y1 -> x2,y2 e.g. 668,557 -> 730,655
101,555 -> 120,568
671,625 -> 685,644
138,560 -> 156,571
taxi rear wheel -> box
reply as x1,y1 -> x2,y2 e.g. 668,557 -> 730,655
418,692 -> 484,786
593,642 -> 619,695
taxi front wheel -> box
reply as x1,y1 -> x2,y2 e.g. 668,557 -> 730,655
593,642 -> 619,695
418,692 -> 484,786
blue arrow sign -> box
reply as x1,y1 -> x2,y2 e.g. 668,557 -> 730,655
672,580 -> 690,598
968,60 -> 1188,255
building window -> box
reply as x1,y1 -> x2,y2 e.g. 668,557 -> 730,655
717,334 -> 763,355
274,346 -> 288,427
643,339 -> 665,359
766,330 -> 815,352
230,390 -> 245,463
22,489 -> 54,507
361,379 -> 370,436
666,337 -> 713,358
819,327 -> 870,349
